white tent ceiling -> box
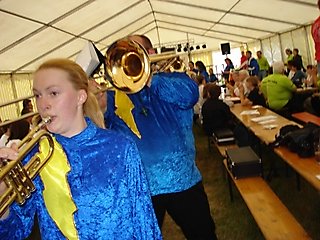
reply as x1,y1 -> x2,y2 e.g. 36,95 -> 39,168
1,0 -> 319,73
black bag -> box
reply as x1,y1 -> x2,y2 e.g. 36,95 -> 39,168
271,123 -> 320,158
226,146 -> 262,179
212,128 -> 235,145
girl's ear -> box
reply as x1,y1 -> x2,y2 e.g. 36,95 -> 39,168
78,89 -> 88,105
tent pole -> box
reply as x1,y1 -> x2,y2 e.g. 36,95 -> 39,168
278,34 -> 284,64
303,26 -> 312,65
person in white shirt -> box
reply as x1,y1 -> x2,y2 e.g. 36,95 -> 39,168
0,123 -> 10,147
228,70 -> 250,97
193,74 -> 206,123
5,120 -> 30,149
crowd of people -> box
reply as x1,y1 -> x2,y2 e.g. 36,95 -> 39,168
187,44 -> 320,140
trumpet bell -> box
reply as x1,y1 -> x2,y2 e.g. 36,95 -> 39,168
105,39 -> 151,94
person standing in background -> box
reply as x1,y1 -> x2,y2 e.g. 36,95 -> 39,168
188,61 -> 198,74
292,48 -> 306,72
256,51 -> 270,80
312,0 -> 320,76
193,74 -> 206,124
195,60 -> 210,83
246,51 -> 260,76
221,58 -> 234,81
239,50 -> 248,70
285,48 -> 294,65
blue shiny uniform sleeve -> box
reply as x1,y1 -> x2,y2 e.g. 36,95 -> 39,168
0,119 -> 162,240
105,72 -> 202,196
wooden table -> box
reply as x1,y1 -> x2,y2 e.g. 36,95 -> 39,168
292,112 -> 320,126
230,104 -> 299,145
295,87 -> 318,94
274,147 -> 320,191
230,104 -> 320,191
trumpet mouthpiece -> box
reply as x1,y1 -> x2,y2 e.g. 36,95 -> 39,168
43,117 -> 52,124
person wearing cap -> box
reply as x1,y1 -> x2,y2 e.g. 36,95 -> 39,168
105,34 -> 218,240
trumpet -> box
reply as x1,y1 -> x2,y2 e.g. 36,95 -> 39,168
105,38 -> 185,94
0,117 -> 54,217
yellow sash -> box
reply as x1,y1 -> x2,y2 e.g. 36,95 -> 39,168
115,89 -> 141,138
38,137 -> 78,240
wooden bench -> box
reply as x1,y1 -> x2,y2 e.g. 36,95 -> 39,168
223,159 -> 310,240
291,111 -> 320,126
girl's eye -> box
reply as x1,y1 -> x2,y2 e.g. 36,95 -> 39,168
50,91 -> 59,96
34,93 -> 40,99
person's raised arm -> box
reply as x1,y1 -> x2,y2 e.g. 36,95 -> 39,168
150,72 -> 199,109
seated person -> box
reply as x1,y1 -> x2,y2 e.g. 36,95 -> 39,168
303,66 -> 320,115
304,94 -> 320,116
227,70 -> 250,97
290,61 -> 306,88
305,64 -> 318,88
285,60 -> 295,79
0,122 -> 10,147
201,83 -> 233,136
209,67 -> 218,82
239,76 -> 266,107
5,119 -> 30,148
261,61 -> 297,112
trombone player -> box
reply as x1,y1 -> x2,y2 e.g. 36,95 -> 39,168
104,35 -> 218,239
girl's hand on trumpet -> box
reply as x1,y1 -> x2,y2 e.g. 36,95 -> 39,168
0,147 -> 18,219
0,146 -> 18,161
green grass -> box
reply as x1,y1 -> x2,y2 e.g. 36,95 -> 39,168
162,124 -> 320,240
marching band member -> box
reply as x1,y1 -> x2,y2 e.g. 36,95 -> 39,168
0,58 -> 161,240
105,35 -> 218,240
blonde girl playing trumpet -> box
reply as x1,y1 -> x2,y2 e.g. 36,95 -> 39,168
0,59 -> 161,240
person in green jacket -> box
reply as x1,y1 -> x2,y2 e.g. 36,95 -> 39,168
285,48 -> 294,65
257,51 -> 270,80
261,61 -> 296,112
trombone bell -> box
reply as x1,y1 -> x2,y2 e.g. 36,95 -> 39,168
105,38 -> 186,94
105,39 -> 151,94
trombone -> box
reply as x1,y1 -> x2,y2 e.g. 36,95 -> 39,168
104,38 -> 186,94
0,116 -> 54,217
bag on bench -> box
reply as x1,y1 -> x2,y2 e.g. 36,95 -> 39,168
226,146 -> 262,179
271,122 -> 320,158
212,128 -> 235,145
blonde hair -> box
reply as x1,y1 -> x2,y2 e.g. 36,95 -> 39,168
35,58 -> 105,128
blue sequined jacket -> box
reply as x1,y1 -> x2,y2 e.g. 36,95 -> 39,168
0,119 -> 161,240
105,72 -> 202,196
